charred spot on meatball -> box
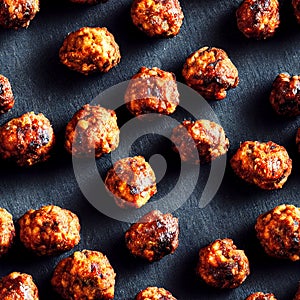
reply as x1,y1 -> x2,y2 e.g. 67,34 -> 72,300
135,287 -> 177,300
0,75 -> 14,114
0,208 -> 15,257
293,0 -> 300,23
245,292 -> 277,300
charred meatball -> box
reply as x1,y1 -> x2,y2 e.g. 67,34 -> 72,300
0,208 -> 15,257
0,272 -> 39,300
131,0 -> 184,37
296,128 -> 300,153
182,46 -> 239,100
293,0 -> 300,23
0,74 -> 14,114
125,67 -> 180,116
59,27 -> 121,75
269,73 -> 300,117
255,204 -> 300,261
51,250 -> 116,300
70,0 -> 107,4
0,112 -> 55,167
105,156 -> 157,209
230,141 -> 292,190
19,205 -> 80,256
197,238 -> 250,289
136,287 -> 177,300
65,104 -> 119,158
245,292 -> 277,300
171,119 -> 229,164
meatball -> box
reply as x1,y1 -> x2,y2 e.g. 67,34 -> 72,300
0,112 -> 55,167
171,119 -> 229,164
230,141 -> 292,190
269,73 -> 300,117
19,205 -> 80,256
293,0 -> 300,23
197,238 -> 250,289
0,74 -> 14,114
255,204 -> 300,261
65,104 -> 120,158
59,27 -> 121,75
125,210 -> 179,262
0,0 -> 39,29
0,272 -> 39,300
125,67 -> 180,116
182,46 -> 239,100
51,250 -> 116,300
0,208 -> 15,257
296,128 -> 300,153
245,292 -> 277,300
105,156 -> 157,209
131,0 -> 184,37
136,287 -> 177,300
70,0 -> 107,4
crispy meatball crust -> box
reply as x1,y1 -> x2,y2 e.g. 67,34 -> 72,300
0,272 -> 39,300
182,46 -> 239,100
245,292 -> 277,300
0,75 -> 14,114
125,67 -> 180,116
296,128 -> 300,153
0,112 -> 55,167
293,0 -> 300,23
65,104 -> 119,158
105,156 -> 157,209
255,204 -> 300,261
51,250 -> 116,300
197,238 -> 250,289
136,287 -> 177,300
59,27 -> 121,75
19,205 -> 80,256
230,141 -> 292,190
171,119 -> 229,164
269,73 -> 300,117
0,208 -> 15,257
131,0 -> 184,37
125,210 -> 179,262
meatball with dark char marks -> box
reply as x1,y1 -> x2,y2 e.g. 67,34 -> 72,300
246,292 -> 277,300
0,208 -> 15,257
293,0 -> 300,23
296,128 -> 300,153
136,287 -> 177,300
0,74 -> 14,114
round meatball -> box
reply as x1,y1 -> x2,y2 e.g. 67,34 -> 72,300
197,238 -> 250,289
255,204 -> 300,261
0,0 -> 39,29
131,0 -> 184,37
125,210 -> 179,262
296,128 -> 300,153
0,112 -> 55,167
105,156 -> 157,209
51,250 -> 116,300
0,208 -> 15,257
65,104 -> 120,158
293,0 -> 300,23
245,292 -> 277,300
269,73 -> 300,117
171,119 -> 229,164
136,287 -> 177,300
182,46 -> 239,100
59,27 -> 121,75
125,67 -> 180,116
230,141 -> 292,190
0,75 -> 14,114
70,0 -> 107,4
0,272 -> 39,300
19,205 -> 80,256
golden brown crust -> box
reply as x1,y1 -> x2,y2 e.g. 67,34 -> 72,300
292,0 -> 300,23
136,287 -> 177,300
296,128 -> 300,153
0,208 -> 15,257
0,75 -> 14,114
245,292 -> 277,300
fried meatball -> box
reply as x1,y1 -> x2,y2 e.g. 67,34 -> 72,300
245,292 -> 277,300
105,156 -> 157,209
0,75 -> 14,114
19,205 -> 80,256
255,204 -> 300,261
230,141 -> 292,190
131,0 -> 184,37
296,128 -> 300,153
182,46 -> 239,100
0,208 -> 15,257
136,287 -> 177,300
125,67 -> 180,116
59,27 -> 121,75
0,112 -> 55,167
51,250 -> 116,300
65,104 -> 119,158
293,0 -> 300,23
197,238 -> 250,289
269,73 -> 300,117
0,272 -> 39,300
70,0 -> 107,4
171,119 -> 229,164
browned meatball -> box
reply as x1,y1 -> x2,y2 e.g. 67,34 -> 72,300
59,27 -> 121,75
131,0 -> 184,37
19,205 -> 80,256
125,210 -> 179,262
0,112 -> 55,167
269,73 -> 300,117
0,75 -> 14,114
136,287 -> 177,300
230,141 -> 292,190
245,292 -> 277,300
293,0 -> 300,23
255,204 -> 300,261
51,250 -> 116,300
0,208 -> 15,257
296,128 -> 300,153
125,67 -> 180,116
197,238 -> 250,289
0,0 -> 39,29
182,47 -> 239,100
0,272 -> 39,300
171,119 -> 229,164
65,104 -> 119,158
70,0 -> 107,4
105,156 -> 157,209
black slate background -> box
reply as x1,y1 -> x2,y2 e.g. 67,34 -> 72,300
0,0 -> 299,299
